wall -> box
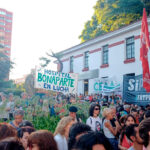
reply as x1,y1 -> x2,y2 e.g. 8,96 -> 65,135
60,20 -> 150,94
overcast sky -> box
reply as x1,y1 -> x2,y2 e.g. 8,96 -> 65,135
0,0 -> 97,79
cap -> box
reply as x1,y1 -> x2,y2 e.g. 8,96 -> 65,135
69,106 -> 78,112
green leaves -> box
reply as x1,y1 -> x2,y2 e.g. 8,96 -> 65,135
0,52 -> 14,81
79,0 -> 145,42
32,116 -> 60,133
39,57 -> 51,68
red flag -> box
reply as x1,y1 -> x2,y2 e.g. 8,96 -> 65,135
140,8 -> 150,92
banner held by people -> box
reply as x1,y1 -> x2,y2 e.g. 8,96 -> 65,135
123,74 -> 150,105
35,68 -> 78,94
94,77 -> 121,93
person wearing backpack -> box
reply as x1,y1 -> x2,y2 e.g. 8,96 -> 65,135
86,103 -> 102,132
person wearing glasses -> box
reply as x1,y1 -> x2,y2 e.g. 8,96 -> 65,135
86,103 -> 102,132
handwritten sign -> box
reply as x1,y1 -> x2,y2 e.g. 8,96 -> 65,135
35,68 -> 78,94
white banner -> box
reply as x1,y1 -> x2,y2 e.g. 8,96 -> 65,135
35,68 -> 78,94
94,77 -> 121,93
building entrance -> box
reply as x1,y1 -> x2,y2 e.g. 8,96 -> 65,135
84,79 -> 88,95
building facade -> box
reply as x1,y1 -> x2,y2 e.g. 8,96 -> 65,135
0,8 -> 13,58
57,18 -> 150,95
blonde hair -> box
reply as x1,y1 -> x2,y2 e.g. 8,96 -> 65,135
102,108 -> 112,118
54,116 -> 74,136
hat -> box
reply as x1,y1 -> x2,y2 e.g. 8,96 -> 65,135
69,106 -> 78,112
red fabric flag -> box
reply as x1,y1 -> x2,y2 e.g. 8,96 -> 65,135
140,8 -> 150,92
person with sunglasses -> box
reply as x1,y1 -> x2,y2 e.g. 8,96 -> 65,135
86,103 -> 102,132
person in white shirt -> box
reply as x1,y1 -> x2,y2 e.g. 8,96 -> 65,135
86,103 -> 102,132
0,93 -> 9,121
6,93 -> 15,120
54,116 -> 75,150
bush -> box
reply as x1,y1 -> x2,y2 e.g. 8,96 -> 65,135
32,115 -> 60,133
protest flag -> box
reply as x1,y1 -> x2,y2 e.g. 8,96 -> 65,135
140,8 -> 150,92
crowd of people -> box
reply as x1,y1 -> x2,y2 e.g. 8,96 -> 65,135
0,92 -> 150,150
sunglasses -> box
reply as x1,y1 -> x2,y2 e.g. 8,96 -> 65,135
94,108 -> 100,110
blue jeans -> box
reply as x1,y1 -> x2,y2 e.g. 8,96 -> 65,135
108,138 -> 119,150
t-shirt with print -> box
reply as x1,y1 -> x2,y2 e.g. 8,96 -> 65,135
86,116 -> 102,132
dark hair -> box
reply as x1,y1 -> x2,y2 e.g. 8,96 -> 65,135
73,131 -> 112,150
89,104 -> 100,117
120,115 -> 136,144
0,123 -> 17,141
68,123 -> 91,150
19,120 -> 34,128
131,108 -> 137,113
125,124 -> 138,142
17,127 -> 35,138
119,115 -> 127,124
125,114 -> 136,124
0,137 -> 24,150
145,110 -> 150,118
139,118 -> 150,147
146,105 -> 150,109
69,106 -> 78,112
28,130 -> 58,150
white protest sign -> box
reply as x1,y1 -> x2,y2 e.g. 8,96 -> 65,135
35,68 -> 78,94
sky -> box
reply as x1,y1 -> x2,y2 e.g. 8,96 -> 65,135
0,0 -> 97,79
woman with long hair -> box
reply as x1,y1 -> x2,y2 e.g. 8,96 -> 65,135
86,103 -> 102,132
54,116 -> 75,150
119,114 -> 136,150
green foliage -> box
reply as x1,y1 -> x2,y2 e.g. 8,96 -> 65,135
0,80 -> 13,89
79,0 -> 145,42
4,89 -> 25,96
32,116 -> 60,133
142,0 -> 150,15
0,94 -> 92,133
0,52 -> 14,81
0,80 -> 25,96
39,57 -> 51,68
79,15 -> 105,43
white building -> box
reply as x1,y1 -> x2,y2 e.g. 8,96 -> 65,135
57,18 -> 150,95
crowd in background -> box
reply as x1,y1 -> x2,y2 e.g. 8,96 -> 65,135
0,92 -> 150,150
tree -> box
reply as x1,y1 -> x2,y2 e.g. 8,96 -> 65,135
24,70 -> 35,96
142,0 -> 150,15
0,52 -> 14,81
79,15 -> 105,42
79,0 -> 144,42
40,51 -> 63,72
